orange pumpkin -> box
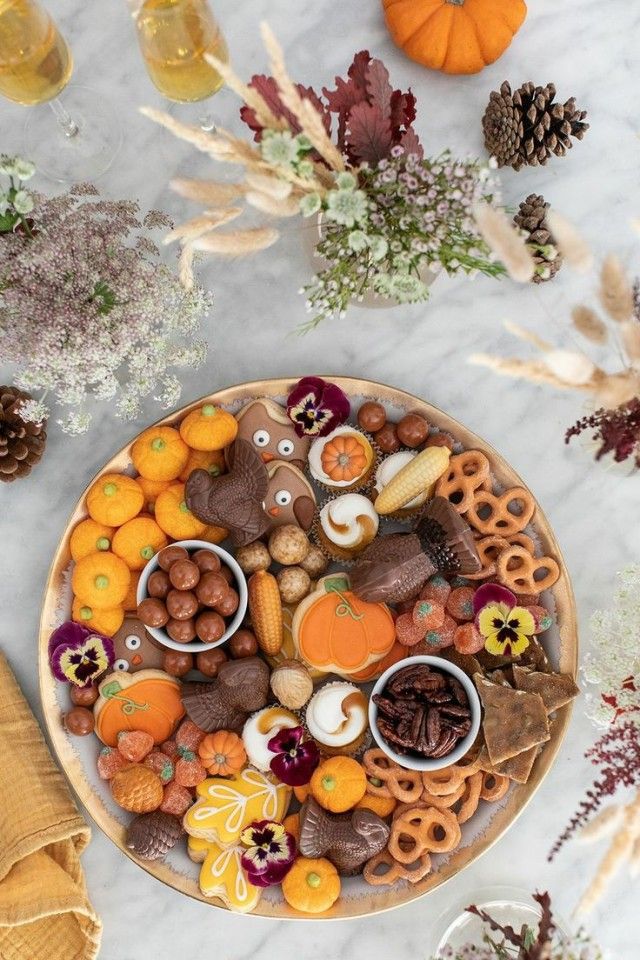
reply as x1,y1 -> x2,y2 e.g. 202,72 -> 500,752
199,524 -> 229,545
179,404 -> 238,451
72,551 -> 131,609
198,730 -> 246,776
86,473 -> 144,527
382,0 -> 528,75
292,574 -> 395,675
310,756 -> 367,813
131,426 -> 190,482
71,597 -> 125,637
136,476 -> 171,514
179,448 -> 226,484
112,516 -> 168,570
320,434 -> 368,482
283,812 -> 300,845
94,669 -> 185,746
70,518 -> 115,562
282,857 -> 340,914
154,483 -> 206,540
356,791 -> 397,818
122,571 -> 141,612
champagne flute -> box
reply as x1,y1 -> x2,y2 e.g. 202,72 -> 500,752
132,0 -> 228,131
0,0 -> 121,181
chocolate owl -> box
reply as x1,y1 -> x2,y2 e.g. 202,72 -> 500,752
235,398 -> 310,470
112,617 -> 165,673
298,797 -> 390,876
264,460 -> 317,533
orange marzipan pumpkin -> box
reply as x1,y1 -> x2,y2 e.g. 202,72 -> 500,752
382,0 -> 528,76
320,435 -> 368,482
198,730 -> 247,776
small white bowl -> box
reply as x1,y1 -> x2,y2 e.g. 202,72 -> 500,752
137,539 -> 248,653
368,655 -> 481,772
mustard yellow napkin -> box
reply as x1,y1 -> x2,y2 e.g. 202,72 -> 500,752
0,653 -> 102,960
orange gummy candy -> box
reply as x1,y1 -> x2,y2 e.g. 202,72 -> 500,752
174,751 -> 207,788
117,729 -> 155,763
419,575 -> 451,605
412,599 -> 445,631
175,718 -> 206,752
446,587 -> 476,623
97,746 -> 127,780
418,614 -> 457,652
144,749 -> 175,784
453,622 -> 484,655
395,612 -> 426,647
160,781 -> 193,816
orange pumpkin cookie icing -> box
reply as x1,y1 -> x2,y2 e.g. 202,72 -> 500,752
183,768 -> 290,846
94,669 -> 185,746
308,426 -> 375,490
292,574 -> 395,676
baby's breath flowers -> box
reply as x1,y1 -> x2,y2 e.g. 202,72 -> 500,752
0,161 -> 211,436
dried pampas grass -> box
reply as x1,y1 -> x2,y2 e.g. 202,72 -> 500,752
191,227 -> 280,255
472,203 -> 534,283
572,305 -> 608,344
599,255 -> 635,321
545,210 -> 593,272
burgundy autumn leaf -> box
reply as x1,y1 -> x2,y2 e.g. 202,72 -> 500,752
347,50 -> 372,94
398,128 -> 424,159
240,75 -> 330,142
390,89 -> 417,130
364,59 -> 393,120
346,100 -> 393,167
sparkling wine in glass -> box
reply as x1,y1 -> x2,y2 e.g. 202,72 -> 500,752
134,0 -> 228,130
0,0 -> 121,181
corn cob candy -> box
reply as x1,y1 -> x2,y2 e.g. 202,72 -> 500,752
375,447 -> 451,516
248,569 -> 283,655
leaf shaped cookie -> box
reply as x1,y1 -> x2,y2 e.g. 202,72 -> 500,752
183,767 -> 290,846
189,836 -> 262,913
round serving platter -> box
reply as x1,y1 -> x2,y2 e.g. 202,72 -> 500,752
39,376 -> 577,919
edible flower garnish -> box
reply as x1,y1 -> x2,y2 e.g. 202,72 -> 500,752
268,724 -> 320,786
473,582 -> 535,657
48,621 -> 114,686
286,376 -> 350,438
240,820 -> 296,887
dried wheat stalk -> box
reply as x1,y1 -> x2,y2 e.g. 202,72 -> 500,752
472,203 -> 534,282
575,790 -> 640,917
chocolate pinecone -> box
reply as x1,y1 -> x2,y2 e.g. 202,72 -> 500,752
482,81 -> 589,170
513,194 -> 562,284
126,811 -> 183,861
0,386 -> 47,483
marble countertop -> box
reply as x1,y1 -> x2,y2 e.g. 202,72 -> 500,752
2,0 -> 639,956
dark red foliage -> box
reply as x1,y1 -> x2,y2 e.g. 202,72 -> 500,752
549,722 -> 640,859
239,50 -> 422,167
565,398 -> 640,467
466,891 -> 554,959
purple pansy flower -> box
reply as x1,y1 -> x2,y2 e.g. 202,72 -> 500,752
48,620 -> 114,686
240,820 -> 296,887
268,725 -> 320,786
286,376 -> 350,438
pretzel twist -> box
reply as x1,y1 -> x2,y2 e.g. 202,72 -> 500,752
466,487 -> 535,537
363,748 -> 424,804
497,545 -> 560,594
363,848 -> 431,886
434,450 -> 492,514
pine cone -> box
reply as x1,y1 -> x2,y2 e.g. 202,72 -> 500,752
125,811 -> 184,861
0,386 -> 47,483
513,194 -> 563,284
483,81 -> 589,171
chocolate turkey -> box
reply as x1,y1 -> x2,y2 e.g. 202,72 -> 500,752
112,617 -> 165,673
299,797 -> 390,875
264,461 -> 317,533
181,656 -> 270,732
235,398 -> 310,470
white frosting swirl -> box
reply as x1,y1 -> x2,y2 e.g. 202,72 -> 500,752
306,682 -> 368,748
319,494 -> 379,550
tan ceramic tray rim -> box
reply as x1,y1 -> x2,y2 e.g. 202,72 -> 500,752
38,376 -> 578,920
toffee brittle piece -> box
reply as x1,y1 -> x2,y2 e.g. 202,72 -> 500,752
473,673 -> 550,766
511,665 -> 579,714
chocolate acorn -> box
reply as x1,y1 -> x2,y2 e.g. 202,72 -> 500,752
185,438 -> 270,546
181,656 -> 270,733
126,811 -> 184,861
298,796 -> 390,876
350,497 -> 481,604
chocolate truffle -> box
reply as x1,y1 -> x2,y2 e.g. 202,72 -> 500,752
167,618 -> 197,644
228,629 -> 258,659
196,571 -> 228,607
166,589 -> 198,621
374,422 -> 401,454
219,565 -> 234,585
163,649 -> 194,677
169,559 -> 200,591
64,706 -> 95,736
157,545 -> 189,571
397,413 -> 429,448
192,548 -> 221,574
214,587 -> 239,618
147,570 -> 171,600
195,610 -> 226,644
70,683 -> 98,707
138,597 -> 169,628
357,401 -> 386,433
196,647 -> 228,677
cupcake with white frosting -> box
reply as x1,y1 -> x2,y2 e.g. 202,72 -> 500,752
305,681 -> 368,755
308,425 -> 377,492
373,450 -> 430,518
314,493 -> 379,561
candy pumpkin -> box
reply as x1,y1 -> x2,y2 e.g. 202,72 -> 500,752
292,574 -> 395,676
281,857 -> 340,914
136,476 -> 171,513
122,571 -> 141,612
154,483 -> 206,540
310,756 -> 366,813
200,524 -> 229,545
94,669 -> 185,746
356,791 -> 397,818
112,516 -> 168,571
72,551 -> 131,610
179,404 -> 238,451
321,434 -> 368,483
198,730 -> 246,776
70,518 -> 115,562
382,0 -> 528,75
179,448 -> 226,484
131,426 -> 190,482
86,473 -> 144,527
71,597 -> 125,637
